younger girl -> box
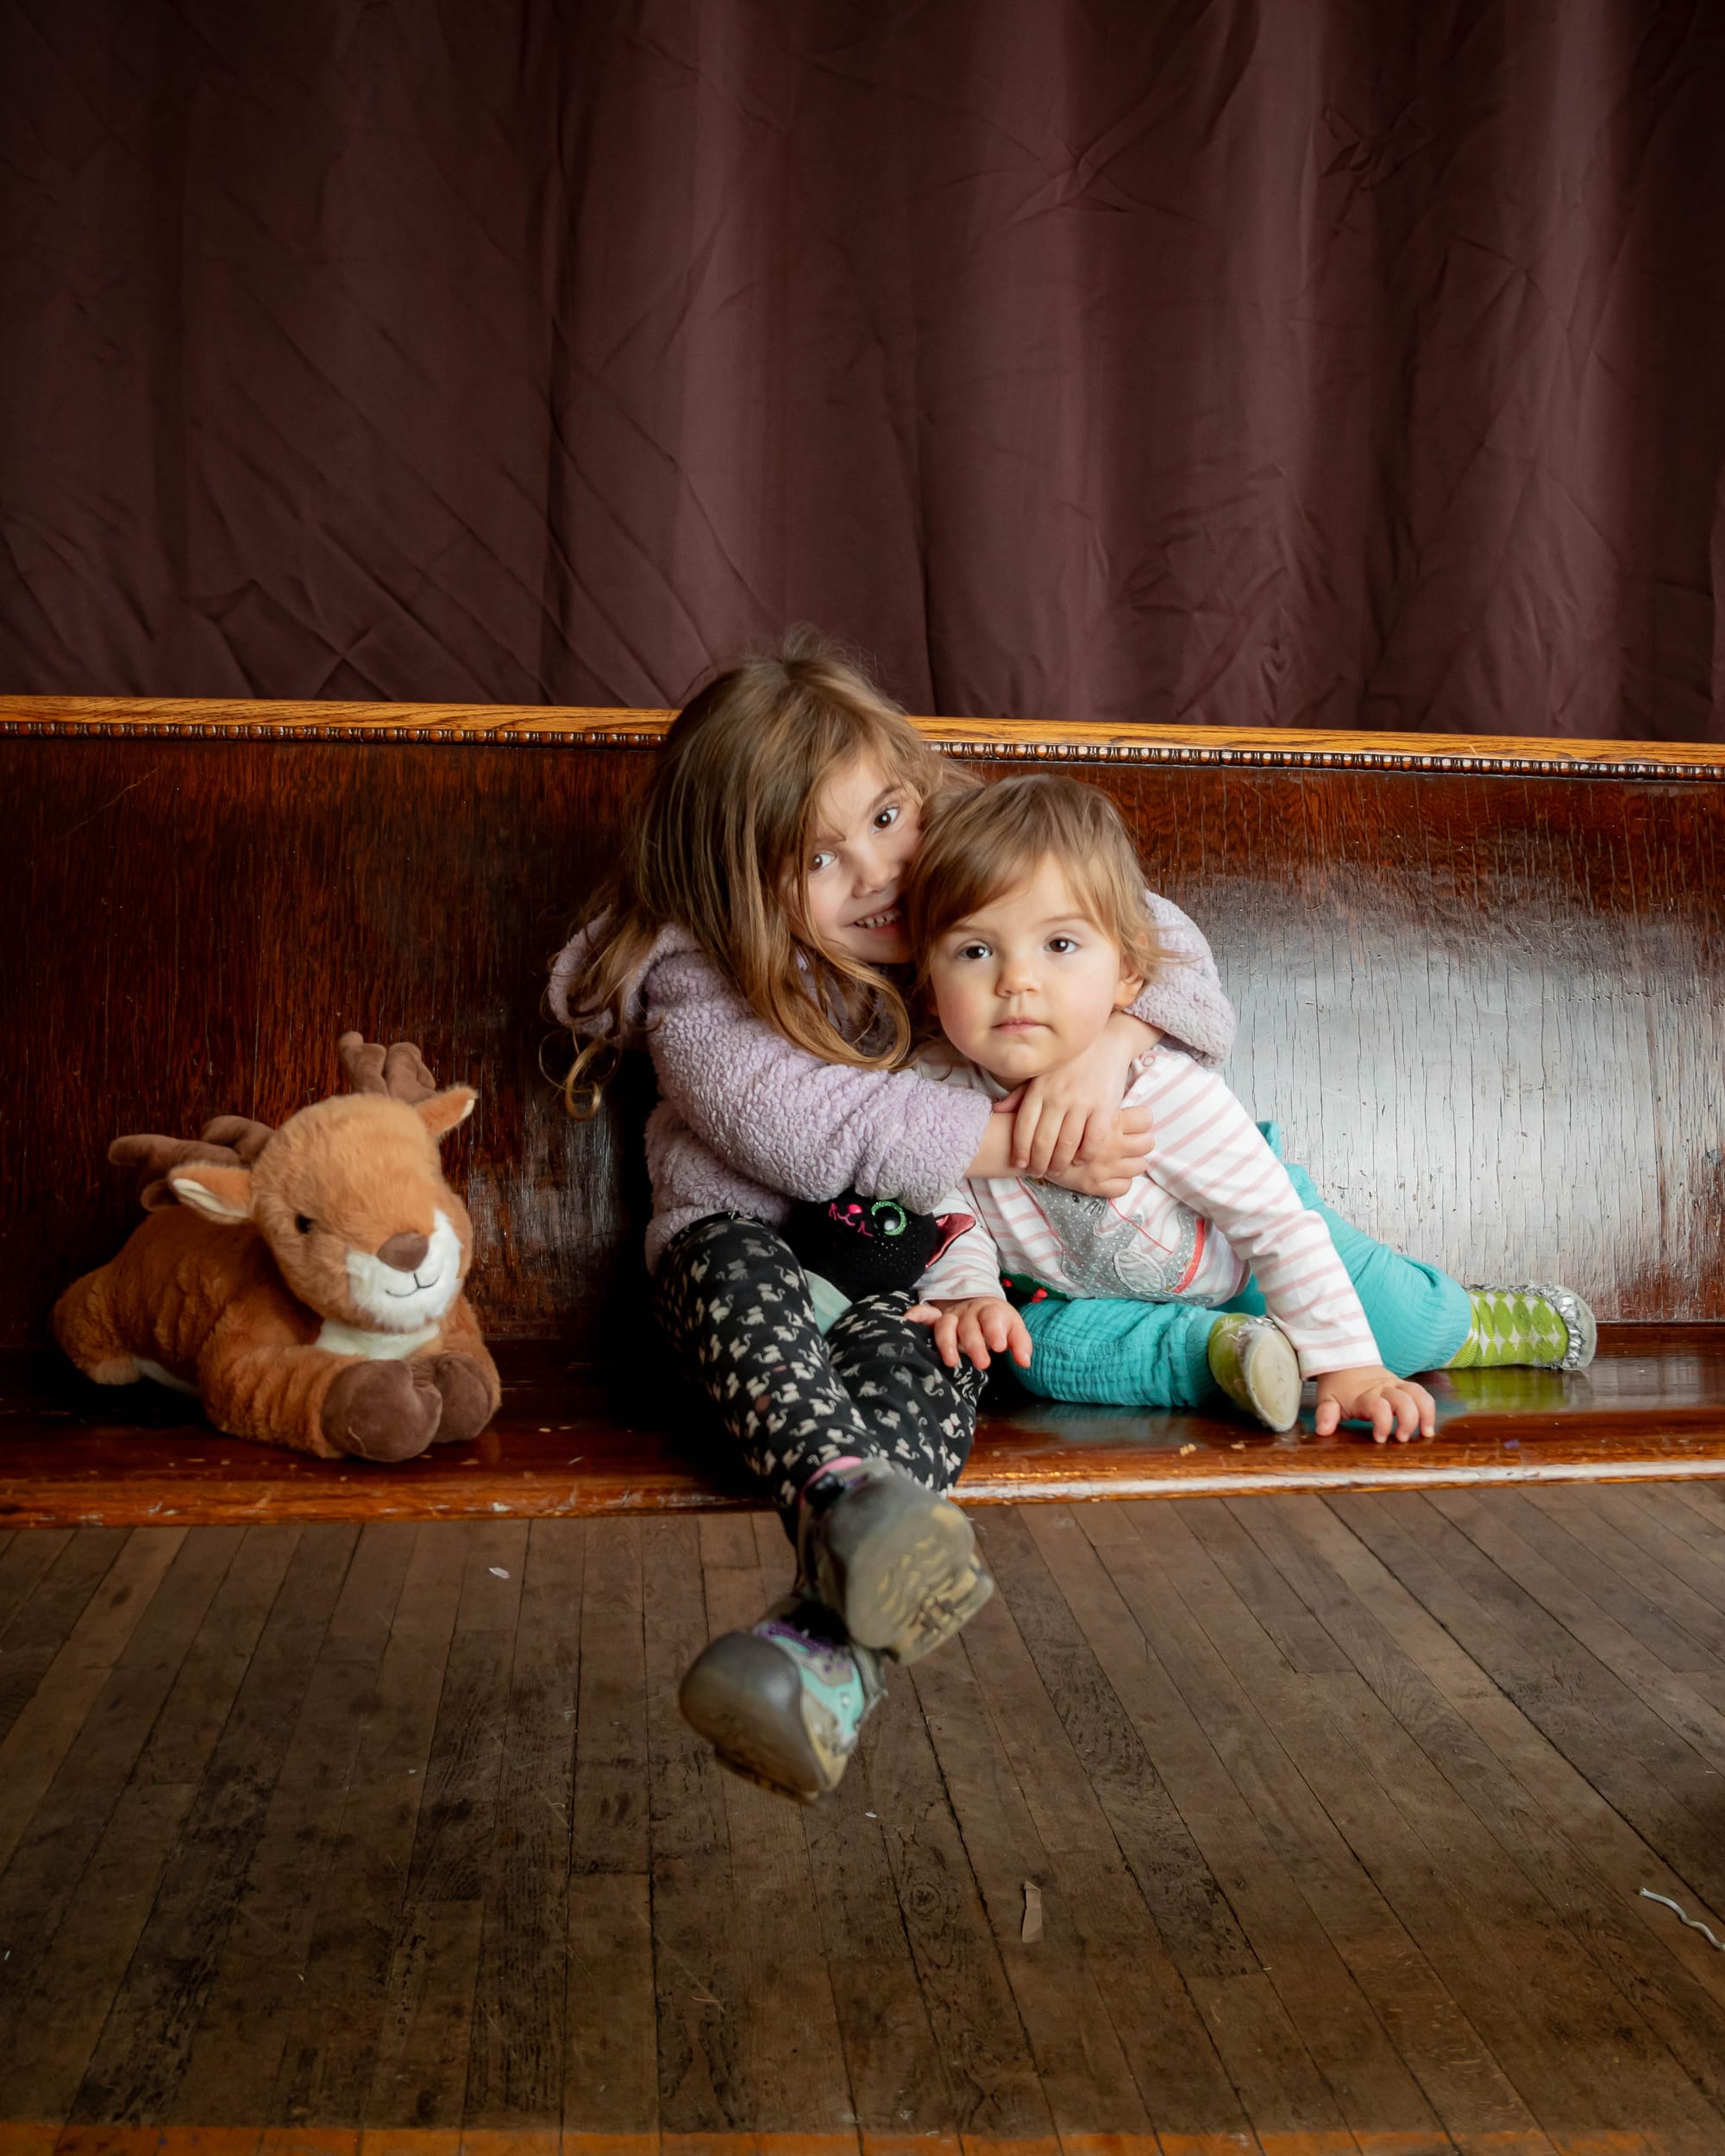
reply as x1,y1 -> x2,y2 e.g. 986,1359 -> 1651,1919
902,774 -> 1596,1433
550,632 -> 1237,1802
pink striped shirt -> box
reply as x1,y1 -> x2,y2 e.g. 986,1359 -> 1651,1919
918,1048 -> 1382,1377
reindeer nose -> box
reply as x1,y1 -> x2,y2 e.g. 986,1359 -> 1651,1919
376,1232 -> 430,1275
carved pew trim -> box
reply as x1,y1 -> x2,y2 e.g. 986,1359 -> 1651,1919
3,695 -> 1723,781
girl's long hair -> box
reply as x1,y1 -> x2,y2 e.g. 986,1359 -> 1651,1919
557,630 -> 950,1112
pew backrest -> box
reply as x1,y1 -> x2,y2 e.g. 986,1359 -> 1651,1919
5,697 -> 1723,1353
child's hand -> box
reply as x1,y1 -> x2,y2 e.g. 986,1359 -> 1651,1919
906,1295 -> 1033,1374
1009,1013 -> 1158,1176
1042,1139 -> 1151,1200
1314,1365 -> 1437,1444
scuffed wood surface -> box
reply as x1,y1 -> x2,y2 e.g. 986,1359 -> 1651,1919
4,1330 -> 1725,1527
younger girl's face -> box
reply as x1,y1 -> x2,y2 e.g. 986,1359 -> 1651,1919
800,755 -> 923,965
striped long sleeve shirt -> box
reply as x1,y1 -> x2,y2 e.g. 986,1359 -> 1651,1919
917,1046 -> 1382,1377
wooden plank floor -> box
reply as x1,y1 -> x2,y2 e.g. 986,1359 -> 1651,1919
5,1490 -> 1725,2155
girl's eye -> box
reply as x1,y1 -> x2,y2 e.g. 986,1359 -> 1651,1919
1047,936 -> 1079,955
873,804 -> 901,830
809,849 -> 837,873
957,942 -> 991,962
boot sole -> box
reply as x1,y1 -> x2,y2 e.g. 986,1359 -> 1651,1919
678,1633 -> 837,1804
812,1482 -> 994,1664
1239,1326 -> 1302,1432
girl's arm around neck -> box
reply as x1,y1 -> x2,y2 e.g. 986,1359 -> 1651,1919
1130,892 -> 1235,1067
646,948 -> 994,1209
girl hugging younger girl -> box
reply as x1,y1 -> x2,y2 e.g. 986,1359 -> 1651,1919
553,635 -> 1593,1810
551,633 -> 1234,1805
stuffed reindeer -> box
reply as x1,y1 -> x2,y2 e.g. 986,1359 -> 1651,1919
53,1033 -> 501,1462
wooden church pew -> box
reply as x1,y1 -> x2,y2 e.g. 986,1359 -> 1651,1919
3,695 -> 1722,1526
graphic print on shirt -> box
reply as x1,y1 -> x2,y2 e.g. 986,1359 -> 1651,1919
1026,1180 -> 1208,1300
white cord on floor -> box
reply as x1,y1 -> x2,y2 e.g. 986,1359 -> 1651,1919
1640,1888 -> 1725,1952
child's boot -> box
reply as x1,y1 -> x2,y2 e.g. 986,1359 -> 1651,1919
798,1457 -> 993,1664
1206,1313 -> 1303,1431
1446,1283 -> 1596,1373
679,1594 -> 884,1803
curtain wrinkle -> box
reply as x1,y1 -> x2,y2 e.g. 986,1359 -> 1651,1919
0,0 -> 1721,737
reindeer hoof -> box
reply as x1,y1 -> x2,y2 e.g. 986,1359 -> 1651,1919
425,1353 -> 498,1444
323,1360 -> 442,1462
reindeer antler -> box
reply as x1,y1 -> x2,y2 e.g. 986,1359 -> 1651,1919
337,1031 -> 441,1104
109,1131 -> 256,1213
200,1115 -> 275,1163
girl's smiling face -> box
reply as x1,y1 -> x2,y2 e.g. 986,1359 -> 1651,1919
800,754 -> 923,965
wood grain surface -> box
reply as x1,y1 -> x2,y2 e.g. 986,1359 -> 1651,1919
6,1492 -> 1725,2148
5,719 -> 1723,1354
6,693 -> 1725,772
4,1331 -> 1725,1529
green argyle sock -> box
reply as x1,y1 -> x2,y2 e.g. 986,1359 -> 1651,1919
1446,1285 -> 1593,1371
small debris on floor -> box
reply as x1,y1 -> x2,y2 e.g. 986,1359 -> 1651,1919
1641,1888 -> 1725,1951
1021,1881 -> 1044,1944
489,1567 -> 510,1579
1179,1443 -> 1196,1455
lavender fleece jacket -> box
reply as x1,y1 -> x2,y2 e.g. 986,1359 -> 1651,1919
549,895 -> 1237,1271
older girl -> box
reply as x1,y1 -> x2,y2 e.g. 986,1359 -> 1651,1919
551,632 -> 1234,1802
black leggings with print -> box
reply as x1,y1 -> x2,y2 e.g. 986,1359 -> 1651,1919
654,1213 -> 986,1535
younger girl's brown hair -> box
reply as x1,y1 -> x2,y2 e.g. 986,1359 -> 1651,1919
555,630 -> 950,1111
905,773 -> 1164,996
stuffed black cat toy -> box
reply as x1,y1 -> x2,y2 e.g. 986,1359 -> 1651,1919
785,1189 -> 973,1318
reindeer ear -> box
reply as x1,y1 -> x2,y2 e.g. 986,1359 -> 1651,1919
168,1164 -> 256,1223
417,1086 -> 476,1140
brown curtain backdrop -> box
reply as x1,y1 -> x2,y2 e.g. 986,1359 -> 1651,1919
2,2 -> 1722,737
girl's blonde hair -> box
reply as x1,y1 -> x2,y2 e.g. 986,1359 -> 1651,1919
905,774 -> 1164,997
558,630 -> 950,1112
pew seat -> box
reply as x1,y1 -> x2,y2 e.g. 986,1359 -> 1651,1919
4,1329 -> 1725,1527
4,695 -> 1723,1527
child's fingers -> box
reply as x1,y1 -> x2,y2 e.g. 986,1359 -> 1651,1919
1314,1396 -> 1340,1437
1070,1104 -> 1156,1173
980,1305 -> 1016,1352
1369,1395 -> 1395,1444
1010,1094 -> 1044,1172
1027,1106 -> 1076,1177
925,1313 -> 961,1369
1039,1110 -> 1087,1179
958,1311 -> 992,1369
905,1302 -> 938,1324
1008,1312 -> 1034,1367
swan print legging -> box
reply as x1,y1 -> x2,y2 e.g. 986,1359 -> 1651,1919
654,1213 -> 987,1534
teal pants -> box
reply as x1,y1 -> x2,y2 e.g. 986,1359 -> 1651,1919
1015,1159 -> 1472,1409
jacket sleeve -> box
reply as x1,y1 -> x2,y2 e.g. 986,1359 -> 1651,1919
1125,892 -> 1236,1069
547,916 -> 654,1050
645,950 -> 995,1209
